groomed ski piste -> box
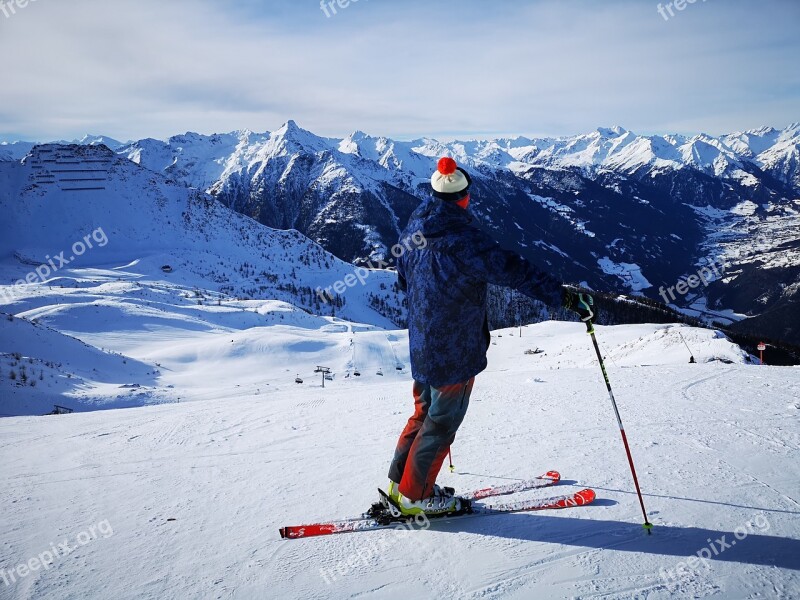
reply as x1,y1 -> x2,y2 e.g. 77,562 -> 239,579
1,262 -> 799,599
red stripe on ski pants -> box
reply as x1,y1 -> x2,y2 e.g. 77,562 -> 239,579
388,377 -> 475,501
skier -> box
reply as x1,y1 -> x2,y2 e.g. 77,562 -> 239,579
386,157 -> 595,516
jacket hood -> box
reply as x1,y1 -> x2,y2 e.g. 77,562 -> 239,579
406,197 -> 473,240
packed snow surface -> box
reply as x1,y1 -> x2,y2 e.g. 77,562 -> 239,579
1,267 -> 799,599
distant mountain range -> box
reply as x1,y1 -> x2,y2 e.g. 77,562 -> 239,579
2,122 -> 798,344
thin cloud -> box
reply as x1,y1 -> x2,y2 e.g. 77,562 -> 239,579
1,0 -> 798,142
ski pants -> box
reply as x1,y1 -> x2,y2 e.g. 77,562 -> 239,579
388,377 -> 475,501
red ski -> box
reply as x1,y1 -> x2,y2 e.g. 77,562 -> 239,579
464,470 -> 560,500
279,484 -> 594,540
279,470 -> 560,540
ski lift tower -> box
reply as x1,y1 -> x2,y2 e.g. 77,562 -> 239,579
315,366 -> 332,388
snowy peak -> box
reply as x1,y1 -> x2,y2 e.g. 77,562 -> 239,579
677,135 -> 744,176
267,120 -> 332,156
76,135 -> 124,150
553,127 -> 638,168
596,125 -> 628,137
275,119 -> 300,134
339,130 -> 378,157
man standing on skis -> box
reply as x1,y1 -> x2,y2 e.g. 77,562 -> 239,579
386,157 -> 594,516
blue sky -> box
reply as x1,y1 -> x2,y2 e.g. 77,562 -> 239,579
0,0 -> 798,142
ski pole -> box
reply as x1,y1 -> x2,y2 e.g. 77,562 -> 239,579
585,320 -> 653,534
448,447 -> 455,473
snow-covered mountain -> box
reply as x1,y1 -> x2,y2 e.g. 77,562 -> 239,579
0,135 -> 123,161
3,122 -> 799,344
6,123 -> 797,187
116,122 -> 424,266
0,143 -> 403,330
112,122 -> 800,341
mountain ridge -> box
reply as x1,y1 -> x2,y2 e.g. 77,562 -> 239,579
3,122 -> 799,344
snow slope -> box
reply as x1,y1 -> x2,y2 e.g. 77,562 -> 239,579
0,314 -> 158,417
0,251 -> 748,418
0,143 -> 402,324
0,261 -> 400,416
2,308 -> 799,598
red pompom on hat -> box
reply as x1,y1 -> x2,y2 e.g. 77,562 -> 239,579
431,156 -> 471,201
437,157 -> 458,176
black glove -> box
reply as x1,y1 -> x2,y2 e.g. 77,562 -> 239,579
562,287 -> 595,322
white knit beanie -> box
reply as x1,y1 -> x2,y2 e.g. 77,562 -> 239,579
431,157 -> 471,201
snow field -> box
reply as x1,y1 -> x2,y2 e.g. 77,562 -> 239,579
1,309 -> 798,598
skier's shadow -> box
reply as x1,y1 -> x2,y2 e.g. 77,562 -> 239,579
589,484 -> 800,516
431,514 -> 800,571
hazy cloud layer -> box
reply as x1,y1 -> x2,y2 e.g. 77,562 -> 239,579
1,0 -> 798,141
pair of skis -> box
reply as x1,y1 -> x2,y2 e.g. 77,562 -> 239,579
279,471 -> 595,539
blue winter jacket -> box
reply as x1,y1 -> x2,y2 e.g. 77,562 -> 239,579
397,198 -> 564,387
